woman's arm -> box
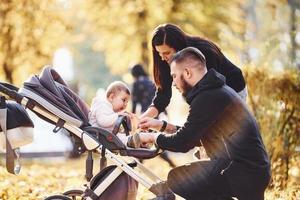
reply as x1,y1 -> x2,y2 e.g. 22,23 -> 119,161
140,86 -> 172,118
139,105 -> 159,118
147,65 -> 173,116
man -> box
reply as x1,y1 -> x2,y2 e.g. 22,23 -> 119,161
138,47 -> 271,200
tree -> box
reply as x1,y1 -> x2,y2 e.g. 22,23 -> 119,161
242,0 -> 300,188
0,0 -> 71,84
241,0 -> 300,69
288,0 -> 300,66
80,0 -> 245,74
71,36 -> 120,102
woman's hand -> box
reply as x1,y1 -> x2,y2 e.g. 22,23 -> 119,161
138,117 -> 163,131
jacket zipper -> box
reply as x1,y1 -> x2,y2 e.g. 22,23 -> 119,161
220,136 -> 233,175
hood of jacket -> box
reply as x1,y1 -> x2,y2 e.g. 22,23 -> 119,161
186,69 -> 226,104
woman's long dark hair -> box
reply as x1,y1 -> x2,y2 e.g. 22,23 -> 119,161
151,23 -> 223,88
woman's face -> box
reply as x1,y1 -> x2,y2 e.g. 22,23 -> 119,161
155,44 -> 176,65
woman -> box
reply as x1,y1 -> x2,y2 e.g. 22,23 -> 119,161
141,23 -> 247,119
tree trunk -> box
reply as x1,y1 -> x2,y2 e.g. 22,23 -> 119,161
3,62 -> 13,83
136,7 -> 149,72
2,25 -> 14,83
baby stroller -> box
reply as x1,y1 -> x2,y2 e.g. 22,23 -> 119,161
0,66 -> 175,200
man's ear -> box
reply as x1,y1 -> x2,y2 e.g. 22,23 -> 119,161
184,68 -> 192,79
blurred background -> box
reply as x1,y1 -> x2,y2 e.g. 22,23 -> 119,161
0,0 -> 299,199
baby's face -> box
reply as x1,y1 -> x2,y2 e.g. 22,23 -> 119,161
111,90 -> 130,112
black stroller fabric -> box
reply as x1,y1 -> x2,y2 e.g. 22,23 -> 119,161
0,100 -> 34,132
0,97 -> 34,174
23,66 -> 90,127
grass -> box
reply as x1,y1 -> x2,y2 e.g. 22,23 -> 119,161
0,154 -> 299,200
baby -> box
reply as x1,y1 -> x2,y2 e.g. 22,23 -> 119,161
89,81 -> 140,148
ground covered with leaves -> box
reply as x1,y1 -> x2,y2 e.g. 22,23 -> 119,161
0,156 -> 299,200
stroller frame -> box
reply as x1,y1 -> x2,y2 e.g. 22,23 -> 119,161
0,74 -> 175,200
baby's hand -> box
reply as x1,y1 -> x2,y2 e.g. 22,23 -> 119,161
119,112 -> 139,134
118,111 -> 130,117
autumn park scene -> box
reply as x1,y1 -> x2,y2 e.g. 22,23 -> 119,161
0,1 -> 299,200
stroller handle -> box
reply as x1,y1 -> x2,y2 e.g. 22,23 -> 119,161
112,115 -> 131,135
122,144 -> 161,159
0,82 -> 23,102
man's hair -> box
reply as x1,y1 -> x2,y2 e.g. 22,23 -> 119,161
106,81 -> 130,98
170,47 -> 206,67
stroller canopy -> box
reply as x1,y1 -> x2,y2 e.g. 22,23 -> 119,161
19,66 -> 90,128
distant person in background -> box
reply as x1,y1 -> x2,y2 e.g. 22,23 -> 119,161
130,64 -> 176,167
130,64 -> 156,114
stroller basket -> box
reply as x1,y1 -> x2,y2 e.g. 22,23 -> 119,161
0,66 -> 175,200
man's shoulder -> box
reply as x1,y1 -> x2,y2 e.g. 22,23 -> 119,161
190,86 -> 232,106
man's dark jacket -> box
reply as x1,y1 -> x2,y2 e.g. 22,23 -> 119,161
156,69 -> 271,196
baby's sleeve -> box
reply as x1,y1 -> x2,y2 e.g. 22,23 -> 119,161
95,104 -> 118,129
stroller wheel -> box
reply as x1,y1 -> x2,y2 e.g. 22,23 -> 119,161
43,195 -> 72,200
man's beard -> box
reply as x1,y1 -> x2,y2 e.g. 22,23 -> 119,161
180,75 -> 193,98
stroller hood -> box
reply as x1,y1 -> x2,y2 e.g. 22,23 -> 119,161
20,66 -> 90,128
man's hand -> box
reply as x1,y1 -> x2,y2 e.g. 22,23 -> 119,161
138,132 -> 156,147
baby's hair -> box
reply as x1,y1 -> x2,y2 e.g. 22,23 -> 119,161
106,81 -> 130,98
